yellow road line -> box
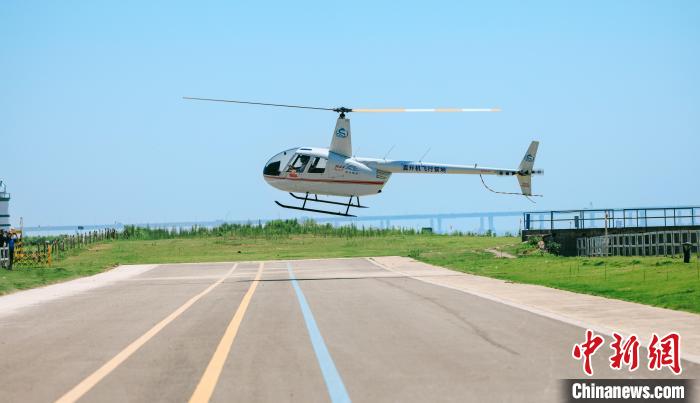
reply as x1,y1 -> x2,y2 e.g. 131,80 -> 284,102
189,262 -> 264,403
55,264 -> 239,403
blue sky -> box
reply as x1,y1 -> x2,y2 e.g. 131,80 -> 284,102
2,1 -> 698,227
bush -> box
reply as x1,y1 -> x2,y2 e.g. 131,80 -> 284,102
545,241 -> 561,255
527,236 -> 542,247
408,249 -> 422,259
112,220 -> 421,241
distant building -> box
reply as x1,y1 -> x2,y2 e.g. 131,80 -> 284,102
0,180 -> 10,230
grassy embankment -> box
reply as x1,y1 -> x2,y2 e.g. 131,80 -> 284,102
419,247 -> 700,314
1,222 -> 510,295
1,221 -> 698,313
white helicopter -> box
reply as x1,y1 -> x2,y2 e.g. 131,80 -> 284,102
185,97 -> 543,217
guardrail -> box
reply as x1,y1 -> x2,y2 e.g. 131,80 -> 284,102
577,230 -> 700,257
15,229 -> 119,267
0,245 -> 8,268
525,206 -> 700,231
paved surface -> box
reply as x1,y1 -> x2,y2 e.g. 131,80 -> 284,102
373,256 -> 700,363
0,258 -> 698,403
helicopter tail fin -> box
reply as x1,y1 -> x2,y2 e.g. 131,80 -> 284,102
517,141 -> 540,196
329,116 -> 352,157
518,141 -> 539,172
517,175 -> 533,196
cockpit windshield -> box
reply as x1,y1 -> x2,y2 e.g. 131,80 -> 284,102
263,148 -> 296,177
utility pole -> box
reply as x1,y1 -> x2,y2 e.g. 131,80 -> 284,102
604,211 -> 609,256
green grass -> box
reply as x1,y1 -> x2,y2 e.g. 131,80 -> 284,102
419,250 -> 700,314
2,233 -> 699,314
0,234 -> 511,295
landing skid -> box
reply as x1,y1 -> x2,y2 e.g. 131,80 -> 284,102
275,193 -> 368,217
288,193 -> 368,208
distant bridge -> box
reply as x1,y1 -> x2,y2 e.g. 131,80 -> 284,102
312,211 -> 524,233
23,210 -> 525,235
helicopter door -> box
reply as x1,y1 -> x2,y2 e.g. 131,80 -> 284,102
307,157 -> 327,175
286,154 -> 311,177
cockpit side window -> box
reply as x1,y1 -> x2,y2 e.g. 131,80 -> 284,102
308,157 -> 327,174
287,154 -> 311,173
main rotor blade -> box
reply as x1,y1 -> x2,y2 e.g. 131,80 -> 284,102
183,97 -> 335,111
351,107 -> 501,113
183,97 -> 501,113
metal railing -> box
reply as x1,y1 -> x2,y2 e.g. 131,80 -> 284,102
524,206 -> 700,231
577,230 -> 700,257
0,245 -> 8,268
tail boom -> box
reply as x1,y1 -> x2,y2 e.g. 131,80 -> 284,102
359,140 -> 542,196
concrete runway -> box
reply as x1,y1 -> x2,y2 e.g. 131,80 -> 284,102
0,258 -> 698,402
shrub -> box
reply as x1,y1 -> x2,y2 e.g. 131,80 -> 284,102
408,249 -> 422,259
527,236 -> 542,247
545,241 -> 561,256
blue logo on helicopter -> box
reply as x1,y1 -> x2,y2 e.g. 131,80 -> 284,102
336,128 -> 348,138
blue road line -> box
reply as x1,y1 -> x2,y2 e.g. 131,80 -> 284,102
287,262 -> 351,403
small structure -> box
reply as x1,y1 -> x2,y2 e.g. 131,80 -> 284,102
578,230 -> 699,257
0,180 -> 9,231
522,206 -> 700,256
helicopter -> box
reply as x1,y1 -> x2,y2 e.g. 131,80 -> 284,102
184,97 -> 543,217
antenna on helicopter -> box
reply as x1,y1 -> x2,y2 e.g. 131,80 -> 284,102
479,173 -> 542,203
383,145 -> 396,160
418,147 -> 432,163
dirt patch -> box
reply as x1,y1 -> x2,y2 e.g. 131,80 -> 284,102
485,248 -> 516,259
